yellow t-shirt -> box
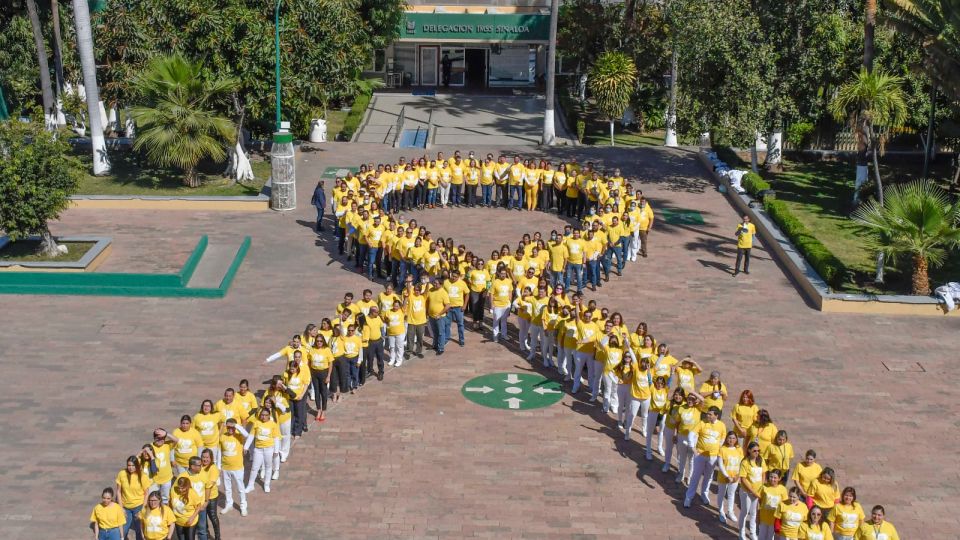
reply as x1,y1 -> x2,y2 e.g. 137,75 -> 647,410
739,459 -> 766,494
90,503 -> 127,529
776,501 -> 809,539
115,470 -> 153,509
443,279 -> 467,308
737,222 -> 757,249
675,366 -> 698,393
764,442 -> 795,471
192,412 -> 223,448
677,404 -> 701,435
308,345 -> 333,371
385,309 -> 406,336
282,369 -> 311,400
219,431 -> 245,471
491,278 -> 514,308
378,292 -> 401,313
809,479 -> 840,511
203,464 -> 219,499
148,441 -> 175,485
426,288 -> 450,318
575,320 -> 600,354
758,484 -> 789,525
140,506 -> 175,540
652,354 -> 678,378
467,268 -> 490,293
172,428 -> 203,467
564,238 -> 586,265
406,293 -> 428,325
831,503 -> 865,537
250,418 -> 280,449
363,316 -> 384,342
798,521 -> 833,540
236,391 -> 259,416
694,419 -> 726,456
717,446 -> 743,484
749,422 -> 779,453
732,403 -> 759,436
170,489 -> 203,527
508,163 -> 526,186
792,461 -> 824,493
699,381 -> 727,412
649,386 -> 669,413
214,399 -> 247,424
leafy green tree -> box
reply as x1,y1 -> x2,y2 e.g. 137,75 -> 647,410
0,121 -> 80,256
588,52 -> 638,146
882,0 -> 960,100
129,55 -> 238,187
853,180 -> 960,295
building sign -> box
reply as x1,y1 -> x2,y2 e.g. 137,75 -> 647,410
400,13 -> 550,42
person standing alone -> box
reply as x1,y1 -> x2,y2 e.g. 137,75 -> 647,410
310,181 -> 326,233
734,214 -> 756,276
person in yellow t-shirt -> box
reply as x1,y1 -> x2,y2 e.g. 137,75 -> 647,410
90,488 -> 126,539
636,197 -> 654,257
426,280 -> 451,355
218,418 -> 248,516
490,268 -> 514,342
115,458 -> 151,538
405,283 -> 428,358
799,506 -> 834,540
699,370 -> 728,414
764,429 -> 795,480
199,449 -> 221,537
361,307 -> 386,381
735,214 -> 757,275
807,468 -> 840,516
748,409 -> 779,454
443,270 -> 468,347
139,491 -> 175,540
193,400 -> 223,459
732,390 -> 759,440
758,470 -> 789,540
524,160 -> 540,211
793,449 -> 824,499
215,388 -> 248,426
683,406 -> 727,507
170,416 -> 204,476
243,407 -> 281,493
170,477 -> 203,536
385,300 -> 407,366
563,229 -> 587,292
480,157 -> 497,207
831,487 -> 865,539
739,442 -> 767,539
645,376 -> 669,459
715,432 -> 743,524
466,260 -> 490,330
776,487 -> 810,540
674,392 -> 704,484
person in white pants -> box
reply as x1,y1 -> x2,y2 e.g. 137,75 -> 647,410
218,419 -> 249,516
264,381 -> 292,470
715,431 -> 742,524
738,442 -> 765,540
525,289 -> 547,362
674,393 -> 703,483
244,408 -> 281,494
516,286 -> 533,353
660,387 -> 687,473
683,407 -> 725,507
385,301 -> 406,367
645,377 -> 669,460
598,333 -> 629,414
617,356 -> 650,440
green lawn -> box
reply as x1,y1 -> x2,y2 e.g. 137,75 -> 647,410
583,128 -> 666,147
324,110 -> 348,141
763,157 -> 960,294
75,151 -> 270,196
0,241 -> 94,262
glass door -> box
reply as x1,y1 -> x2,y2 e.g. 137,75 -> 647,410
419,46 -> 439,86
440,47 -> 465,87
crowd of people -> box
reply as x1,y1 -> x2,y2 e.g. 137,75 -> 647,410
90,152 -> 899,540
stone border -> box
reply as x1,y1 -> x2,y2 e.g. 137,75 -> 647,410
0,235 -> 112,272
698,151 -> 957,317
69,181 -> 271,211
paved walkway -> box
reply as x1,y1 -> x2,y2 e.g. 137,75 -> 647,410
0,144 -> 954,539
355,94 -> 575,146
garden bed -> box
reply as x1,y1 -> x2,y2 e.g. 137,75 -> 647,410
0,236 -> 112,272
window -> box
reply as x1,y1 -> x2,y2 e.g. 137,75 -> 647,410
367,49 -> 386,72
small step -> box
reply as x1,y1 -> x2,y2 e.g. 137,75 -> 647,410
186,242 -> 241,289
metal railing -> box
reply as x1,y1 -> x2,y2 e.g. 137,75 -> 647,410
392,106 -> 406,147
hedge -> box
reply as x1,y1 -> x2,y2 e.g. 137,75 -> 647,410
339,89 -> 373,141
762,199 -> 847,288
741,172 -> 771,196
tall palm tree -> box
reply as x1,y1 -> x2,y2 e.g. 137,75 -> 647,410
129,55 -> 237,187
864,0 -> 877,71
25,0 -> 55,128
853,180 -> 960,295
882,0 -> 960,100
72,0 -> 110,174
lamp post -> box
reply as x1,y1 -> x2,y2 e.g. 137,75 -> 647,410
270,0 -> 296,211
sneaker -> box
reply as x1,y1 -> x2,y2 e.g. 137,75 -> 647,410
727,513 -> 738,523
700,493 -> 711,505
719,514 -> 726,525
220,506 -> 232,515
645,454 -> 653,461
264,486 -> 271,493
272,470 -> 279,480
683,499 -> 691,508
241,508 -> 248,517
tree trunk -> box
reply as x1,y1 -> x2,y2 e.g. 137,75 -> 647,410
872,138 -> 885,284
72,0 -> 111,175
912,254 -> 930,296
40,228 -> 61,257
864,0 -> 876,72
51,0 -> 67,126
542,0 -> 559,146
751,143 -> 759,173
26,0 -> 56,129
609,120 -> 615,146
664,47 -> 678,147
766,114 -> 783,172
184,167 -> 201,188
922,84 -> 937,179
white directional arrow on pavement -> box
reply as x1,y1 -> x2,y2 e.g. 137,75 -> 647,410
504,374 -> 522,384
533,387 -> 561,395
464,386 -> 493,394
504,397 -> 523,409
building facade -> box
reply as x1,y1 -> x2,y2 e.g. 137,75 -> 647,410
368,3 -> 552,89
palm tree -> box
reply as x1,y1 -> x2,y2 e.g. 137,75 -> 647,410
853,180 -> 960,295
829,68 -> 908,206
882,0 -> 960,100
25,0 -> 55,128
72,0 -> 110,174
129,55 -> 237,187
588,51 -> 638,146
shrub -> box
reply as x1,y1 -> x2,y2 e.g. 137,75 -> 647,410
786,121 -> 814,148
576,120 -> 586,143
763,199 -> 847,288
339,90 -> 373,141
741,172 -> 771,196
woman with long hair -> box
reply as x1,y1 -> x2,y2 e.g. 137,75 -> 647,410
716,431 -> 742,524
90,487 -> 126,540
644,376 -> 669,460
774,487 -> 809,540
830,487 -> 864,540
660,387 -> 687,474
116,456 -> 152,540
732,390 -> 759,442
138,491 -> 174,540
170,477 -> 202,540
739,442 -> 767,540
243,407 -> 280,494
798,505 -> 832,540
749,409 -> 779,454
758,470 -> 788,540
192,400 -> 222,465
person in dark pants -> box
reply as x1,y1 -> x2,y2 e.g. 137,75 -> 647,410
734,214 -> 756,275
329,328 -> 351,402
441,53 -> 452,87
282,356 -> 309,440
200,450 -> 221,540
309,336 -> 332,422
310,180 -> 326,232
363,307 -> 386,380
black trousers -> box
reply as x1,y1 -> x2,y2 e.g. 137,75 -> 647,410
365,339 -> 385,376
205,494 -> 221,540
468,291 -> 486,322
565,195 -> 578,217
465,184 -> 478,206
310,369 -> 329,411
331,357 -> 351,393
735,247 -> 751,272
497,183 -> 509,207
291,396 -> 307,436
175,525 -> 197,540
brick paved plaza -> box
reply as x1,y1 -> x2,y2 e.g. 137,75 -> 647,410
0,144 -> 954,539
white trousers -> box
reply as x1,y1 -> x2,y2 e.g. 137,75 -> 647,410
601,372 -> 619,413
684,453 -> 718,503
676,430 -> 698,480
492,307 -> 509,340
738,491 -> 759,540
542,331 -> 556,366
616,385 -> 632,426
717,481 -> 738,519
587,359 -> 602,398
571,352 -> 590,393
629,231 -> 641,260
246,446 -> 276,492
558,346 -> 573,377
619,395 -> 649,438
388,334 -> 406,362
439,183 -> 450,205
645,411 -> 664,458
222,468 -> 247,511
528,325 -> 544,359
279,419 -> 292,461
517,318 -> 531,351
662,427 -> 678,470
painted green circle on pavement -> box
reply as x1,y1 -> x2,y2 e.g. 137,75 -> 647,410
461,372 -> 563,410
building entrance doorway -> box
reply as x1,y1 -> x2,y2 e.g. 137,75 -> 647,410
464,48 -> 487,89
